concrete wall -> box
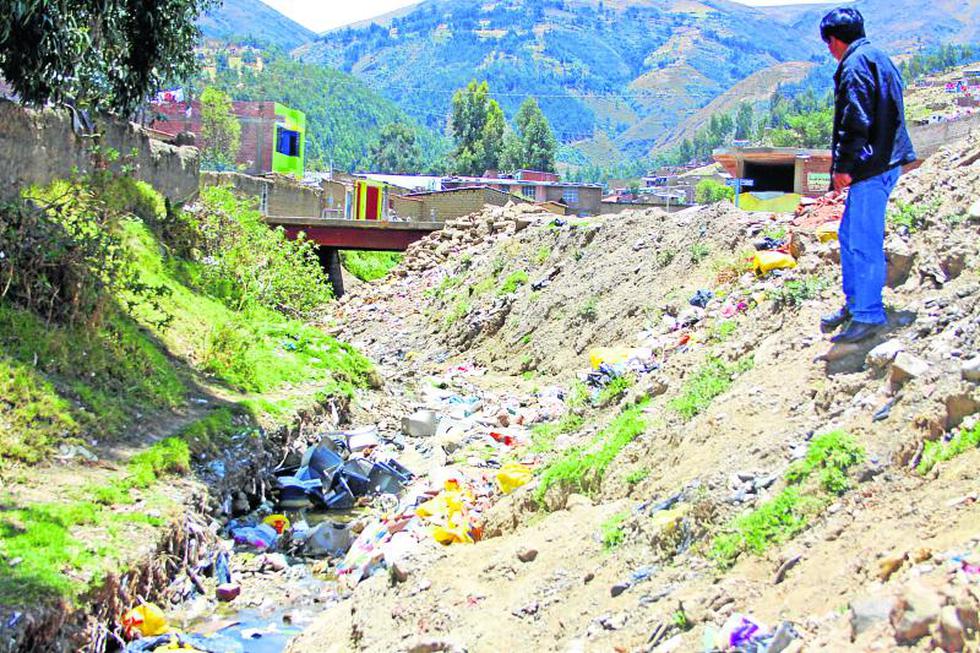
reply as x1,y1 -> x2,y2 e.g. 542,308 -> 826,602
200,171 -> 320,218
0,100 -> 199,204
321,180 -> 349,219
412,188 -> 513,221
909,113 -> 980,160
393,195 -> 424,221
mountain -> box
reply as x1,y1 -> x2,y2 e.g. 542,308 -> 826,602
208,59 -> 450,172
295,0 -> 979,166
759,0 -> 980,52
198,0 -> 316,51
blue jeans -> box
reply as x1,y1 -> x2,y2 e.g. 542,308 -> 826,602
838,166 -> 900,325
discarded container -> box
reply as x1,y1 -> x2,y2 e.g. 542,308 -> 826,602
231,523 -> 278,550
121,602 -> 169,638
304,521 -> 353,557
345,426 -> 380,452
402,410 -> 440,437
752,251 -> 797,275
816,220 -> 841,243
689,289 -> 714,309
496,463 -> 533,494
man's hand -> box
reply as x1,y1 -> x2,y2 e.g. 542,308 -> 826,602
833,172 -> 853,191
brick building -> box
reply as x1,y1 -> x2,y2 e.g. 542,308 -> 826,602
150,100 -> 305,178
712,146 -> 833,198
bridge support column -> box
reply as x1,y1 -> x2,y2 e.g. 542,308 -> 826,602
318,246 -> 345,298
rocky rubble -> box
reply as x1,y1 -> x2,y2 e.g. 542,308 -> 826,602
296,133 -> 980,653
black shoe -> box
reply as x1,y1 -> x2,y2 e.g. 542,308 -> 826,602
831,320 -> 882,344
820,306 -> 851,333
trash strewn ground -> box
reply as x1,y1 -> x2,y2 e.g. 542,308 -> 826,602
119,134 -> 980,652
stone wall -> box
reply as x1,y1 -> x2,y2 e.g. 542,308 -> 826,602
909,113 -> 980,160
411,188 -> 513,222
200,171 -> 320,218
0,100 -> 199,204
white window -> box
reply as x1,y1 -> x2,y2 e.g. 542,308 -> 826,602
522,185 -> 536,199
562,187 -> 579,205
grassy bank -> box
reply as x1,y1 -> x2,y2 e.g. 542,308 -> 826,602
0,175 -> 375,607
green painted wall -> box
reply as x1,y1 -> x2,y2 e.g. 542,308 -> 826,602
272,103 -> 306,178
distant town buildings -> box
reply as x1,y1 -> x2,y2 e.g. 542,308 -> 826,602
150,100 -> 306,178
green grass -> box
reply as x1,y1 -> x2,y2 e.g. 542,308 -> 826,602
535,402 -> 649,505
498,270 -> 529,296
340,250 -> 402,281
711,430 -> 865,567
669,357 -> 754,421
785,430 -> 866,495
579,297 -> 599,321
597,374 -> 634,407
887,200 -> 938,234
626,468 -> 649,485
445,299 -> 471,327
710,320 -> 738,343
529,413 -> 585,453
770,275 -> 830,310
426,274 -> 462,300
711,488 -> 826,566
689,243 -> 711,264
600,511 -> 628,550
534,246 -> 552,265
917,421 -> 980,475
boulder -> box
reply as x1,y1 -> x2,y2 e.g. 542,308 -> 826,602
890,583 -> 943,645
867,339 -> 905,368
890,353 -> 930,386
962,357 -> 980,382
885,236 -> 916,288
851,596 -> 898,639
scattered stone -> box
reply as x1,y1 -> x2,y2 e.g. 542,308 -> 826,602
851,596 -> 898,639
583,572 -> 595,584
878,552 -> 907,582
890,353 -> 930,386
389,562 -> 410,584
610,582 -> 630,598
938,605 -> 966,652
773,554 -> 802,584
890,583 -> 943,644
866,339 -> 905,368
216,583 -> 241,602
403,410 -> 440,437
260,553 -> 288,572
517,548 -> 538,563
961,357 -> 980,382
885,236 -> 915,288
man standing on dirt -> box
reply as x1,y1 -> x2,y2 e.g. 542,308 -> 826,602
819,8 -> 916,343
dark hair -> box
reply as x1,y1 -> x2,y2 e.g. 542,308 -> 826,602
820,8 -> 866,44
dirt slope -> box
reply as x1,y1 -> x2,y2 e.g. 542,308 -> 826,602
292,133 -> 980,652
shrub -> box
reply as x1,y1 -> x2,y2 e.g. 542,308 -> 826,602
195,186 -> 332,316
917,421 -> 980,475
498,270 -> 529,295
695,178 -> 735,204
341,250 -> 402,281
785,430 -> 866,495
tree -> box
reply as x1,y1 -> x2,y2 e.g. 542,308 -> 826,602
369,122 -> 422,173
200,87 -> 241,170
735,102 -> 754,141
678,139 -> 694,164
501,97 -> 557,172
695,178 -> 734,204
0,0 -> 215,115
450,80 -> 505,175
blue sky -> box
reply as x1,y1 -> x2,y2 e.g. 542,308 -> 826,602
260,0 -> 839,33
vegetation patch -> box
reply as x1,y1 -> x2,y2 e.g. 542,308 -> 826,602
887,200 -> 938,234
917,421 -> 980,475
770,274 -> 830,310
535,402 -> 649,505
498,270 -> 529,295
669,357 -> 754,421
597,374 -> 634,407
626,468 -> 650,485
711,430 -> 865,567
341,251 -> 402,282
689,243 -> 711,264
600,511 -> 629,550
529,413 -> 585,453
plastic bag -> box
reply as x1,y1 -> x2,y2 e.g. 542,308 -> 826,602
121,602 -> 169,638
496,463 -> 532,495
816,220 -> 841,243
752,251 -> 797,275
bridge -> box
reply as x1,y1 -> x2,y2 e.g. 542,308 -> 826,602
264,216 -> 444,296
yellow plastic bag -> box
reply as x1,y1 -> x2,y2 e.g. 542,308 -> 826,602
589,347 -> 633,370
432,519 -> 474,545
121,602 -> 169,637
263,514 -> 290,534
496,463 -> 533,494
753,251 -> 797,275
416,490 -> 466,520
815,220 -> 841,243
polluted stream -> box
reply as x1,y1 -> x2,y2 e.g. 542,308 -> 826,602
117,363 -> 576,653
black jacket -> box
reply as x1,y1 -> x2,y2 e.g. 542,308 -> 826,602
831,38 -> 917,182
